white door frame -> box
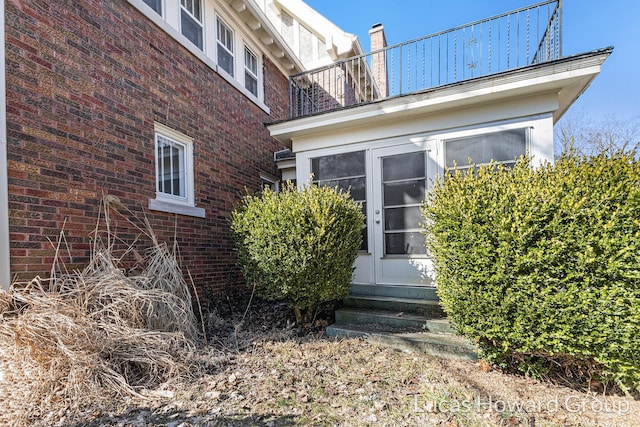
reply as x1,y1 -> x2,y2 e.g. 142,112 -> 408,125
370,140 -> 438,286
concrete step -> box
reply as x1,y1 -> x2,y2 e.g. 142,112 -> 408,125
422,317 -> 457,334
349,284 -> 438,301
326,323 -> 477,361
343,295 -> 444,317
334,308 -> 455,334
335,308 -> 428,331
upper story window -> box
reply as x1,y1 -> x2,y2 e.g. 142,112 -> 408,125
129,1 -> 266,108
143,0 -> 162,15
244,46 -> 258,97
180,0 -> 203,50
217,17 -> 234,77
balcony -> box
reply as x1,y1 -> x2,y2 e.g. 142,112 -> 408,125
288,0 -> 562,119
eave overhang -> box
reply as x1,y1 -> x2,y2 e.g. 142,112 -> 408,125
224,0 -> 304,74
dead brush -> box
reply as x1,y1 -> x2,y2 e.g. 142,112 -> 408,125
0,196 -> 206,426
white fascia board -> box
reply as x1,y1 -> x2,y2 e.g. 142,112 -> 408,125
268,50 -> 611,145
291,95 -> 559,154
0,0 -> 9,289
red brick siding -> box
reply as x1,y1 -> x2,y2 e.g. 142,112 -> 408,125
6,0 -> 289,298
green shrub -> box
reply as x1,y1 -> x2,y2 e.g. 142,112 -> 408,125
422,153 -> 640,392
231,183 -> 364,322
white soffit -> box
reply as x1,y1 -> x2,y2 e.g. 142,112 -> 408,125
228,0 -> 304,73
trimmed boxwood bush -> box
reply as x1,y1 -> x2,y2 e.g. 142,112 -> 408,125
422,153 -> 640,392
231,183 -> 364,323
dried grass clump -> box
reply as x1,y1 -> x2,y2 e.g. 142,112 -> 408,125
0,197 -> 204,425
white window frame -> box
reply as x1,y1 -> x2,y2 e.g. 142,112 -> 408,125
180,0 -> 204,50
244,45 -> 259,97
142,0 -> 163,16
443,127 -> 530,174
216,16 -> 235,77
150,123 -> 205,218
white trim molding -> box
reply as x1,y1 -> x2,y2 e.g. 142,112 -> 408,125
148,198 -> 206,218
149,122 -> 206,218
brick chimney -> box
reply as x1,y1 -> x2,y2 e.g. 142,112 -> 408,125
369,23 -> 388,98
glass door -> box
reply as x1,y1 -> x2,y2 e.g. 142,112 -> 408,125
372,141 -> 437,285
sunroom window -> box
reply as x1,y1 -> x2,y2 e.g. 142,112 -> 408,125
180,0 -> 203,50
312,151 -> 367,251
445,128 -> 528,173
217,17 -> 234,76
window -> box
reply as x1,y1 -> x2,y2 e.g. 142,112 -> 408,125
131,1 -> 266,106
180,0 -> 203,50
142,0 -> 162,15
154,123 -> 194,206
445,128 -> 528,173
157,136 -> 186,198
217,17 -> 234,76
260,175 -> 278,192
244,46 -> 258,97
312,151 -> 367,251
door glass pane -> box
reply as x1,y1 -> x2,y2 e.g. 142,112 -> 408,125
383,180 -> 425,206
445,128 -> 527,168
385,232 -> 426,255
384,206 -> 422,231
382,152 -> 425,181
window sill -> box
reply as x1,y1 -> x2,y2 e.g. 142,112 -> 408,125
149,198 -> 206,218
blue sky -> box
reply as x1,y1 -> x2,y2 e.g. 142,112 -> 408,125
304,0 -> 639,124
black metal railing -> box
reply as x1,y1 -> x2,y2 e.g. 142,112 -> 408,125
289,0 -> 562,118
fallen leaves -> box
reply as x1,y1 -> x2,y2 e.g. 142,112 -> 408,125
10,298 -> 640,426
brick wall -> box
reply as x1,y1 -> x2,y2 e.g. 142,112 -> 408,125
5,0 -> 289,299
369,24 -> 388,98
